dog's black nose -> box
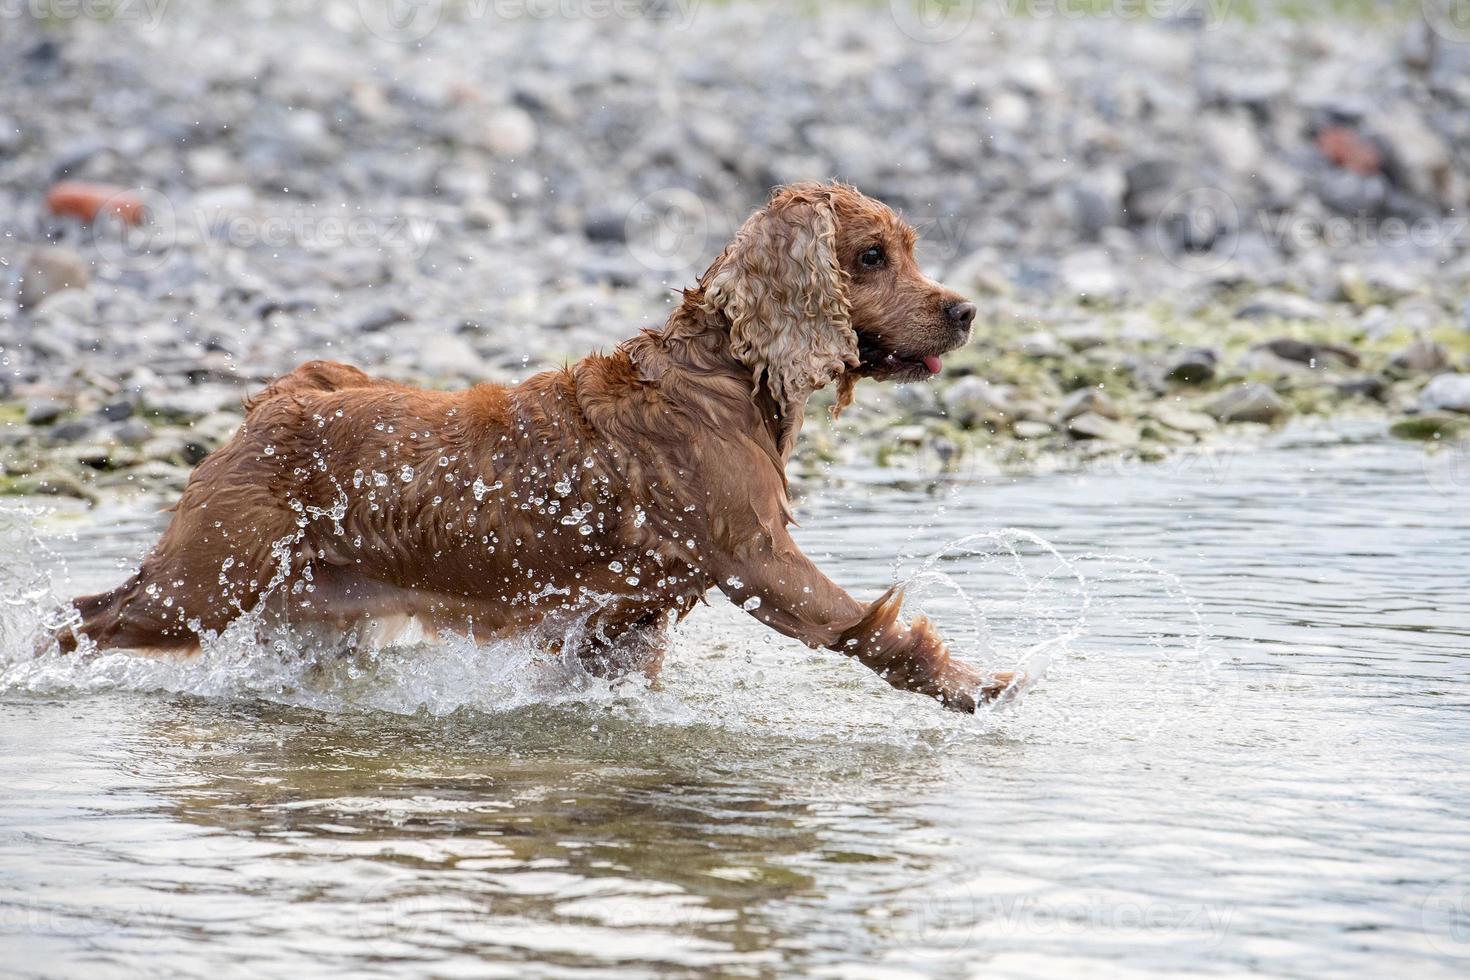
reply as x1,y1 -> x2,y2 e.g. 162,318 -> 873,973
945,300 -> 976,328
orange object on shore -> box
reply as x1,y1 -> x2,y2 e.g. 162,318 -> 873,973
45,181 -> 147,225
1315,126 -> 1383,177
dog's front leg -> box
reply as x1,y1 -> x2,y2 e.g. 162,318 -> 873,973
710,526 -> 1016,712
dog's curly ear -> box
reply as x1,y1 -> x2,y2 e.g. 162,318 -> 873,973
700,186 -> 859,452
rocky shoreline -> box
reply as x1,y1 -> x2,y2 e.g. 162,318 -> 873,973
3,3 -> 1469,502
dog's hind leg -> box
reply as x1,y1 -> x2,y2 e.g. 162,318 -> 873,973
58,418 -> 310,654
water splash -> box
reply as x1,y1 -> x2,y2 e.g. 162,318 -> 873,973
891,528 -> 1217,741
0,506 -> 1214,743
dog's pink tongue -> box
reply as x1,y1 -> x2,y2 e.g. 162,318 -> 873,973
923,355 -> 943,375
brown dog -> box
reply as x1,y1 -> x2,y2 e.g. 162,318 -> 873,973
59,182 -> 1017,711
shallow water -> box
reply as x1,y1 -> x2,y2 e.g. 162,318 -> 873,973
2,422 -> 1468,978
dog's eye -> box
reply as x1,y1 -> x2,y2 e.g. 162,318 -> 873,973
859,245 -> 885,269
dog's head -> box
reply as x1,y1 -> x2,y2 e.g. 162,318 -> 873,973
699,181 -> 974,426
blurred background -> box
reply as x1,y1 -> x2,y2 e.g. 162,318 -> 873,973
2,0 -> 1469,492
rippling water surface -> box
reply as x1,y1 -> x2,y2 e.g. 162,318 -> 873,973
3,423 -> 1467,977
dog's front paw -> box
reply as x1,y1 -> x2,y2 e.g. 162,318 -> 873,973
938,667 -> 1030,713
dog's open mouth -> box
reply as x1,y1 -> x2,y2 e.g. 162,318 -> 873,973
856,336 -> 948,382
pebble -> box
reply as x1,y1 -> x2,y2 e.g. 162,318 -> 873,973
1235,293 -> 1327,323
1418,374 -> 1470,415
1163,348 -> 1217,385
17,247 -> 89,310
943,377 -> 1018,429
1017,332 -> 1064,358
144,386 -> 246,422
1388,340 -> 1449,376
479,106 -> 537,157
1012,420 -> 1054,440
1058,388 -> 1121,422
415,334 -> 487,378
1207,384 -> 1291,424
1066,412 -> 1139,446
1148,405 -> 1217,434
24,399 -> 66,426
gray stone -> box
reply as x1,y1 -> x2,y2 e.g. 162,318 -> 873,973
1017,332 -> 1064,358
1207,384 -> 1291,424
1058,250 -> 1122,302
7,469 -> 90,500
1058,387 -> 1121,421
43,417 -> 99,445
1419,374 -> 1470,415
99,399 -> 135,422
144,385 -> 246,422
17,248 -> 89,311
943,377 -> 1017,429
1065,412 -> 1139,446
479,106 -> 537,157
1235,292 -> 1326,323
1244,339 -> 1359,374
1012,420 -> 1054,440
353,306 -> 412,333
1056,324 -> 1109,352
1336,376 -> 1387,401
1147,405 -> 1217,434
1388,339 -> 1449,376
24,399 -> 66,426
416,334 -> 487,378
1163,348 -> 1217,385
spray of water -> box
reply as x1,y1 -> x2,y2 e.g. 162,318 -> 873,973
0,505 -> 1215,741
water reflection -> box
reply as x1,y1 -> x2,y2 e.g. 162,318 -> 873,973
138,696 -> 986,972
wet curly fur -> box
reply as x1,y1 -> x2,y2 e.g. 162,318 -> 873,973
58,182 -> 1016,712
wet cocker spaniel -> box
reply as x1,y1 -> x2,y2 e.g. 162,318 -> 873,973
59,182 -> 1019,711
